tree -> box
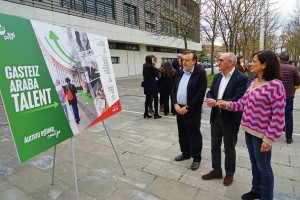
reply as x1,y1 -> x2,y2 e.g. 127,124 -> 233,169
145,0 -> 201,52
201,0 -> 220,74
281,1 -> 300,66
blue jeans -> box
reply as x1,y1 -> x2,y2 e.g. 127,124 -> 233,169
71,103 -> 80,120
245,132 -> 273,200
285,98 -> 294,140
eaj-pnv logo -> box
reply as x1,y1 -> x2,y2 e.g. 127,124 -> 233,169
0,24 -> 15,41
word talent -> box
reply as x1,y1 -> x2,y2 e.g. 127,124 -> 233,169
5,65 -> 52,112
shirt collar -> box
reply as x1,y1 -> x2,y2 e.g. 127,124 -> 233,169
183,66 -> 194,75
221,67 -> 235,78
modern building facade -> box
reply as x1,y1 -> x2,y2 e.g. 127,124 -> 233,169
0,0 -> 201,77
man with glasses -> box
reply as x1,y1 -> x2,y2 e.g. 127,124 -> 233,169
202,52 -> 248,186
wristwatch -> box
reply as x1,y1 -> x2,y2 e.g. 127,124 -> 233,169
185,105 -> 189,110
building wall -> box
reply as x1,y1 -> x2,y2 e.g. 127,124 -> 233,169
0,0 -> 201,77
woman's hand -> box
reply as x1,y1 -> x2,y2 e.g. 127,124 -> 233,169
260,142 -> 272,152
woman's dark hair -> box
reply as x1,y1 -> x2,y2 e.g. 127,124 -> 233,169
252,50 -> 282,81
236,55 -> 245,73
236,56 -> 243,66
161,61 -> 176,77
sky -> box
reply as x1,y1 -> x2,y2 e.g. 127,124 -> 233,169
273,0 -> 298,20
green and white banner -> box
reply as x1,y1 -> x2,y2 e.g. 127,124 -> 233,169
0,13 -> 121,163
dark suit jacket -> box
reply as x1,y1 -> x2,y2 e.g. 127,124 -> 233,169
207,69 -> 248,131
172,65 -> 207,117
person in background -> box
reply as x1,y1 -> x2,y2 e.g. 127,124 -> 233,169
236,56 -> 248,73
202,52 -> 248,186
63,77 -> 80,124
279,51 -> 300,144
55,79 -> 69,119
159,61 -> 176,115
288,60 -> 296,67
172,51 -> 207,171
143,55 -> 162,119
217,50 -> 286,200
172,53 -> 183,71
246,64 -> 256,86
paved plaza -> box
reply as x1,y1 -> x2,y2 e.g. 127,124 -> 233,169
0,75 -> 299,200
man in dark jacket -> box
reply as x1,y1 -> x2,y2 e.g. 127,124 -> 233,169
280,51 -> 300,144
202,52 -> 248,186
64,77 -> 80,124
172,51 -> 207,171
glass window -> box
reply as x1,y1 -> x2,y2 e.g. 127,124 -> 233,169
95,0 -> 115,19
111,57 -> 119,64
145,22 -> 155,30
60,0 -> 115,20
123,3 -> 138,25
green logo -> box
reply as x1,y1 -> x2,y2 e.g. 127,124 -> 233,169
0,23 -> 15,40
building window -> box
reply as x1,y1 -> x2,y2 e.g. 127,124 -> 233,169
94,0 -> 115,19
111,57 -> 119,64
145,22 -> 155,30
160,17 -> 177,36
146,46 -> 177,53
162,58 -> 174,62
109,42 -> 139,51
123,3 -> 138,25
60,0 -> 115,20
145,11 -> 154,20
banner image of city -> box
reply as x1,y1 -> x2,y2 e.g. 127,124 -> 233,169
0,13 -> 121,163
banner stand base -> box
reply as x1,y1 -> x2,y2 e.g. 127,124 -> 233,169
51,139 -> 79,200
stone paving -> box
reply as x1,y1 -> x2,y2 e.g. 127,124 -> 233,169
0,75 -> 299,200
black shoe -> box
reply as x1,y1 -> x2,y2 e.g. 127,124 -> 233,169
144,113 -> 152,119
154,114 -> 162,119
191,161 -> 200,171
286,139 -> 293,144
241,191 -> 260,200
175,154 -> 191,161
76,119 -> 79,124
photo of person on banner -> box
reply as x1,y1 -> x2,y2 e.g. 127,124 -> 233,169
94,88 -> 108,116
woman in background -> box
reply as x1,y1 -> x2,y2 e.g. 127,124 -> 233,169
143,55 -> 161,119
159,61 -> 176,115
236,56 -> 248,73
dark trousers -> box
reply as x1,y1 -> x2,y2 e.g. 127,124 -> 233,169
177,111 -> 202,162
145,94 -> 158,115
285,98 -> 294,140
211,111 -> 238,175
162,93 -> 175,114
245,132 -> 273,200
71,103 -> 80,120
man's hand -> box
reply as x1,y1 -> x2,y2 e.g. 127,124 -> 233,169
216,100 -> 227,109
206,98 -> 216,107
181,106 -> 188,115
174,104 -> 183,115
